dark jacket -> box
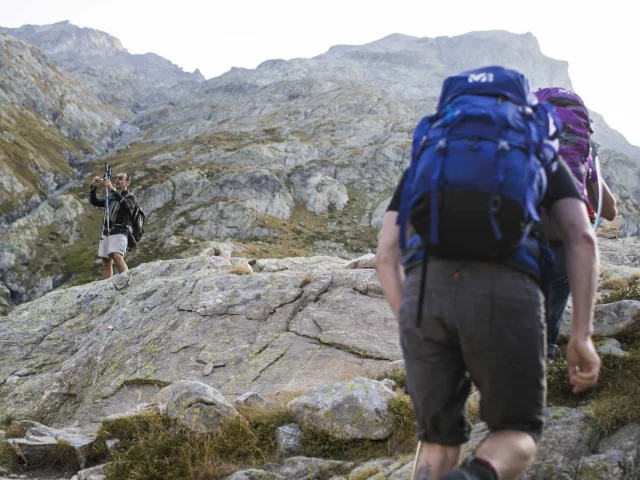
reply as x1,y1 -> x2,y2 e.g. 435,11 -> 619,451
90,187 -> 136,235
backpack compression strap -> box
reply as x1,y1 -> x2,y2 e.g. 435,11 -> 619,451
398,115 -> 434,250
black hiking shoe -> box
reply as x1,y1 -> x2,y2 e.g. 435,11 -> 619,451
440,468 -> 479,479
441,458 -> 498,480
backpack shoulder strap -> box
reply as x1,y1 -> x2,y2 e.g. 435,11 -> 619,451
397,115 -> 436,250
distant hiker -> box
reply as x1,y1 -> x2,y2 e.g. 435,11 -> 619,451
375,66 -> 601,480
90,171 -> 136,279
535,87 -> 618,360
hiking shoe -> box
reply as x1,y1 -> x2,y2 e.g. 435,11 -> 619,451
441,458 -> 497,480
440,466 -> 480,479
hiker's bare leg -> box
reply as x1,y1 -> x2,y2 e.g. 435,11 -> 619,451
412,442 -> 461,479
111,253 -> 128,274
474,430 -> 537,480
101,258 -> 114,279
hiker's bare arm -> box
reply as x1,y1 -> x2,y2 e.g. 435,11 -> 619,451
549,197 -> 601,392
549,197 -> 599,338
590,177 -> 618,221
374,211 -> 404,320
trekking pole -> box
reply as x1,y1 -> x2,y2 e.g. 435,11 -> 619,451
410,441 -> 421,479
104,163 -> 111,240
593,153 -> 604,230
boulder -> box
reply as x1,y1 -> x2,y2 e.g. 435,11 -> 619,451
274,423 -> 303,457
4,420 -> 97,470
276,457 -> 352,479
597,338 -> 628,357
287,377 -> 396,440
161,380 -> 239,433
76,463 -> 108,480
233,392 -> 272,408
560,300 -> 640,340
225,469 -> 286,480
527,407 -> 602,479
344,254 -> 376,270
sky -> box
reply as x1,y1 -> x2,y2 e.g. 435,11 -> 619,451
1,0 -> 637,145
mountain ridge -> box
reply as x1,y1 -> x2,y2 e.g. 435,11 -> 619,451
0,22 -> 638,315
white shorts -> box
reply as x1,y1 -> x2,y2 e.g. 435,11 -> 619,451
97,233 -> 128,259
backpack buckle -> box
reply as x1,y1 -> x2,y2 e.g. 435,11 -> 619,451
492,196 -> 502,212
521,106 -> 535,119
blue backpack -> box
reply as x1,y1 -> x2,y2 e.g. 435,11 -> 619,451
397,66 -> 561,276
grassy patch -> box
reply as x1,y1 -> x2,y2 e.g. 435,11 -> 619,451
98,395 -> 417,480
99,410 -> 289,480
546,340 -> 640,433
601,276 -> 633,291
0,440 -> 16,472
299,273 -> 315,288
51,439 -> 78,469
374,367 -> 407,393
0,108 -> 88,214
599,276 -> 640,304
237,187 -> 379,261
0,414 -> 14,430
227,265 -> 253,275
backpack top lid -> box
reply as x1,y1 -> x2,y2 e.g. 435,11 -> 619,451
534,87 -> 588,113
437,65 -> 537,111
533,87 -> 592,138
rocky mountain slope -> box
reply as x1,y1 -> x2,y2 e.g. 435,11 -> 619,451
0,32 -> 122,223
1,24 -> 639,316
1,21 -> 205,112
0,240 -> 639,479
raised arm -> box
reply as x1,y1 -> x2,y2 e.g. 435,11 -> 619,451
89,184 -> 106,207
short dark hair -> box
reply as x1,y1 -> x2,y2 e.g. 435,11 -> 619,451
117,172 -> 131,181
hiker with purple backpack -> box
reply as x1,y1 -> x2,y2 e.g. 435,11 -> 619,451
534,88 -> 618,360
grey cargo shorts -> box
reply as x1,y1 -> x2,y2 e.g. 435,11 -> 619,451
399,260 -> 547,446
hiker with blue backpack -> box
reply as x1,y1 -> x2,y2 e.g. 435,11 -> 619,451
374,66 -> 601,480
534,87 -> 618,360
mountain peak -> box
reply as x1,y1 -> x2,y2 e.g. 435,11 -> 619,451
1,21 -> 127,56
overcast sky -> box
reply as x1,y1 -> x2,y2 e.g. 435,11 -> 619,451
1,0 -> 637,145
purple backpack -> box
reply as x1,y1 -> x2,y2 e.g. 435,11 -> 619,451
534,88 -> 597,207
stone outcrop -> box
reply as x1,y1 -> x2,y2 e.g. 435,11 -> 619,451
158,380 -> 239,433
0,252 -> 400,428
287,377 -> 396,440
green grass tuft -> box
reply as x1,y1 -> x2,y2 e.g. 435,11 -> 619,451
599,277 -> 640,304
374,368 -> 407,393
546,340 -> 640,433
100,409 -> 288,480
97,395 -> 417,480
0,440 -> 17,472
51,439 -> 78,469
